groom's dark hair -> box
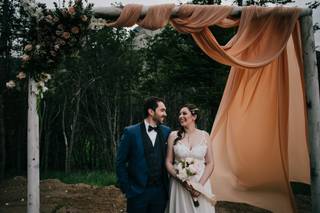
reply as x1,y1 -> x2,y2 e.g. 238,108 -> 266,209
143,96 -> 165,118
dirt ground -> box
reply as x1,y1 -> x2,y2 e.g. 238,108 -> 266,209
0,176 -> 310,213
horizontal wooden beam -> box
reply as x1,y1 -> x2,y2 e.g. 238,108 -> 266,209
93,5 -> 312,19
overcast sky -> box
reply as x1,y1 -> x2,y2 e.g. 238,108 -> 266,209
40,0 -> 319,49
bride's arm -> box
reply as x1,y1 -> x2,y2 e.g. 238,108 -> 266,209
165,132 -> 178,177
166,132 -> 197,195
198,131 -> 214,186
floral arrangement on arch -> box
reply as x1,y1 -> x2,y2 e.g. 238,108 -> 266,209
6,0 -> 93,97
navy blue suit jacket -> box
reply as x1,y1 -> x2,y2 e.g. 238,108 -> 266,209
116,122 -> 171,198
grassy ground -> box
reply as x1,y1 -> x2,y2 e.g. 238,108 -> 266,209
40,171 -> 117,186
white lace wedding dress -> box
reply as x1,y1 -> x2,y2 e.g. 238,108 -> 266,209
166,131 -> 215,213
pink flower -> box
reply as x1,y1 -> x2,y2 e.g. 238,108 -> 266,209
81,15 -> 88,22
50,51 -> 57,57
46,15 -> 53,20
21,54 -> 31,62
24,44 -> 33,52
62,32 -> 70,39
68,6 -> 76,15
57,24 -> 64,30
71,26 -> 80,34
53,17 -> 60,23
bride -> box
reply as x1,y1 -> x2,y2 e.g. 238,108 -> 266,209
165,104 -> 215,213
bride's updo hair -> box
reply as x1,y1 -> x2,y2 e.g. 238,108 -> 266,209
174,104 -> 200,145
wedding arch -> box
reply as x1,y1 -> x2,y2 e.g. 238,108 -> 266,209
20,2 -> 319,213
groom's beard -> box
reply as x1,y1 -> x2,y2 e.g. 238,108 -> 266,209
153,115 -> 166,124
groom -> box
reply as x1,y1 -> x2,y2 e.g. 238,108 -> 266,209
116,97 -> 171,213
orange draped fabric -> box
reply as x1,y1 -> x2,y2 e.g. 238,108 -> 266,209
106,4 -> 310,213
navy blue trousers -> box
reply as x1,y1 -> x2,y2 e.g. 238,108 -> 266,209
127,185 -> 167,213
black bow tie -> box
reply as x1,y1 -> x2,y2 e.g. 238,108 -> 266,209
148,125 -> 159,132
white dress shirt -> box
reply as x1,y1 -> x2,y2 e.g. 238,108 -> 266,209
144,120 -> 157,146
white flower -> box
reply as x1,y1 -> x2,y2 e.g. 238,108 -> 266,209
185,157 -> 194,164
188,164 -> 197,174
6,80 -> 16,88
174,162 -> 183,171
177,169 -> 188,181
37,80 -> 49,93
54,44 -> 60,51
34,8 -> 44,19
42,86 -> 48,93
35,80 -> 48,98
28,1 -> 36,8
41,73 -> 51,82
22,0 -> 44,20
16,72 -> 26,79
38,81 -> 45,88
34,88 -> 40,95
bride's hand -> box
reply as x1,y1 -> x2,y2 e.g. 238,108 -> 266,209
177,180 -> 193,192
181,180 -> 193,191
182,181 -> 200,197
190,189 -> 200,197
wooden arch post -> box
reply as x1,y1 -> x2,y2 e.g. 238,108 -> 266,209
27,78 -> 40,213
300,13 -> 320,213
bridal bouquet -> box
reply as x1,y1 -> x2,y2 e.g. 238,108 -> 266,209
174,157 -> 200,181
174,157 -> 201,207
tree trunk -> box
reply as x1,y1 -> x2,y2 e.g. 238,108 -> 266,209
0,94 -> 6,181
16,122 -> 23,173
43,132 -> 50,174
67,87 -> 81,173
62,97 -> 70,173
0,0 -> 12,182
105,87 -> 120,171
42,103 -> 59,174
